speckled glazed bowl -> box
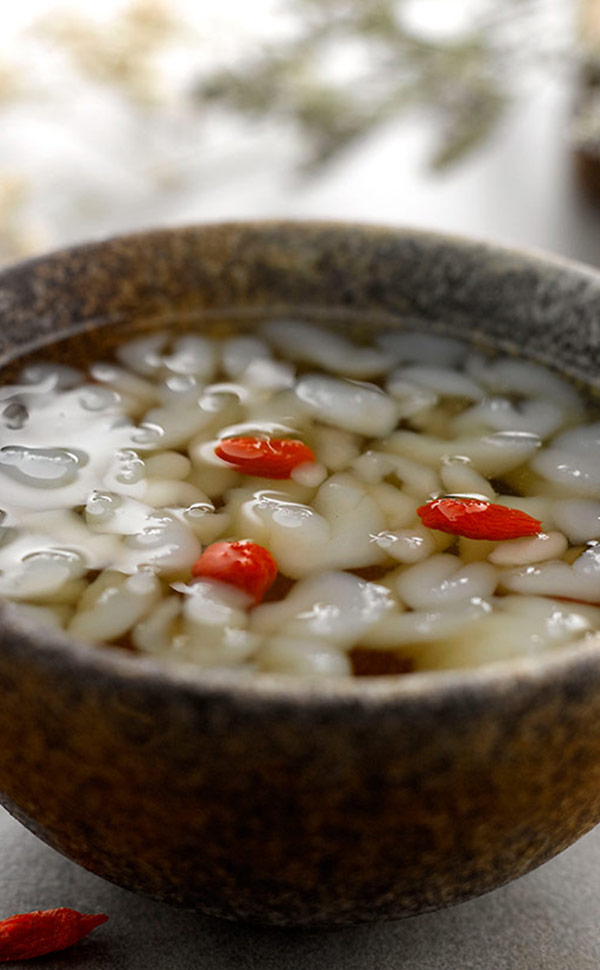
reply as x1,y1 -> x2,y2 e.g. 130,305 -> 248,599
1,222 -> 600,928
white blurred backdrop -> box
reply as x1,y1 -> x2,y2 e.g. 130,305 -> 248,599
0,0 -> 597,265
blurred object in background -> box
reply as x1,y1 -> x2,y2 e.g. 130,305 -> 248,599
0,0 -> 590,265
572,0 -> 600,205
0,0 -> 207,263
195,0 -> 565,173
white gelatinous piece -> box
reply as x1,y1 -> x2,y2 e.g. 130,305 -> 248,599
440,456 -> 496,498
0,548 -> 86,601
453,397 -> 566,438
0,445 -> 87,489
573,544 -> 600,576
467,357 -> 583,411
245,388 -> 311,428
0,386 -> 137,494
181,504 -> 231,546
17,509 -> 122,570
196,382 -> 249,407
0,378 -> 56,411
266,475 -> 324,504
221,335 -> 272,378
295,375 -> 398,437
77,385 -> 121,414
386,429 -> 542,477
361,598 -> 492,648
214,420 -> 299,442
69,569 -> 161,642
133,596 -> 181,655
85,493 -> 153,535
121,511 -> 201,575
144,451 -> 191,481
140,394 -> 239,450
351,450 -> 393,485
263,319 -> 389,378
257,637 -> 351,677
242,359 -> 295,392
375,330 -> 467,367
290,461 -> 328,488
127,424 -> 164,452
179,626 -> 259,668
311,426 -> 361,471
201,388 -> 245,422
174,579 -> 258,668
142,480 -> 209,509
474,430 -> 544,479
500,594 -> 600,631
489,531 -> 568,566
372,525 -> 436,563
385,452 -> 441,498
385,376 -> 438,417
163,335 -> 219,381
392,365 -> 483,401
311,473 -> 387,568
352,450 -> 439,496
368,482 -> 420,529
186,451 -> 241,500
458,537 -> 498,564
21,362 -> 84,390
236,474 -> 386,577
181,578 -> 252,629
116,332 -> 167,376
14,602 -> 72,630
501,546 -> 600,602
532,423 -> 600,496
91,363 -> 159,409
159,374 -> 202,403
552,498 -> 600,544
250,571 -> 395,647
413,596 -> 595,671
395,554 -> 498,610
2,401 -> 29,431
103,449 -> 147,500
234,492 -> 320,567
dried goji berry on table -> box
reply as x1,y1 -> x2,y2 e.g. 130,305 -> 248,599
0,908 -> 108,963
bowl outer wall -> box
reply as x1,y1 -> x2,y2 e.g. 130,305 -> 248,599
0,222 -> 599,925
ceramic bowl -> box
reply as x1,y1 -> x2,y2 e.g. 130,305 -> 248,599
0,222 -> 600,928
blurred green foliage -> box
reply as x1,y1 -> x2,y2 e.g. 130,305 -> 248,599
195,0 -> 545,170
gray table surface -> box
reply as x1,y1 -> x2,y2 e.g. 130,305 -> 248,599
3,41 -> 600,970
3,807 -> 600,970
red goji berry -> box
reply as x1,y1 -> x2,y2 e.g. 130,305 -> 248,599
417,496 -> 541,541
0,908 -> 108,963
215,436 -> 315,478
192,540 -> 278,603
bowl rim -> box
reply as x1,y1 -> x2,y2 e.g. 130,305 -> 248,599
6,216 -> 600,279
3,217 -> 600,707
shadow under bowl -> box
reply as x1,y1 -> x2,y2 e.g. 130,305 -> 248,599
0,221 -> 599,927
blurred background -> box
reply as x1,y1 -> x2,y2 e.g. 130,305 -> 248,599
0,0 -> 599,266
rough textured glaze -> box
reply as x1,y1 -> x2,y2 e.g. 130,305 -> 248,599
1,223 -> 600,925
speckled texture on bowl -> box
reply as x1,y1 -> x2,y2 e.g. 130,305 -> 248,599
0,222 -> 600,927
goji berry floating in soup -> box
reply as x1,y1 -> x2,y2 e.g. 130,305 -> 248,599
2,317 -> 600,678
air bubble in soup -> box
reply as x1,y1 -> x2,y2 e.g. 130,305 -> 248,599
0,319 -> 599,679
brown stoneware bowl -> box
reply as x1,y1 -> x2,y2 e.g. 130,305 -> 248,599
1,222 -> 600,927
